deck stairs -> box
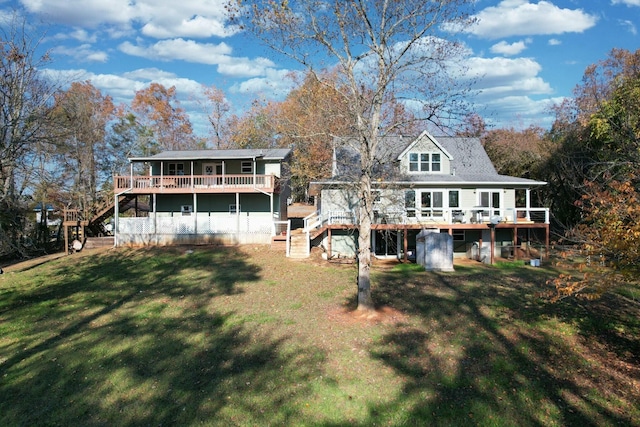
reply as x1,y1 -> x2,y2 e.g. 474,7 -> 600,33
86,195 -> 136,236
283,211 -> 326,259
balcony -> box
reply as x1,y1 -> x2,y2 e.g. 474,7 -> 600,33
316,207 -> 549,227
114,174 -> 279,194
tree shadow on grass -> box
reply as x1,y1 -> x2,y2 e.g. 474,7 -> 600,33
343,264 -> 639,426
0,246 -> 325,425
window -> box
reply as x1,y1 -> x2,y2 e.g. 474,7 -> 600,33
229,204 -> 241,214
420,191 -> 443,216
167,163 -> 184,175
408,152 -> 441,173
448,190 -> 459,208
409,153 -> 420,172
479,191 -> 501,216
452,229 -> 465,241
241,161 -> 253,174
405,190 -> 416,217
432,153 -> 441,172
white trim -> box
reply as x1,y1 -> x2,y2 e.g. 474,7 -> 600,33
396,130 -> 453,161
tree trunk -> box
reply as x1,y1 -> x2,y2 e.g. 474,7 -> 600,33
356,170 -> 375,311
357,211 -> 374,311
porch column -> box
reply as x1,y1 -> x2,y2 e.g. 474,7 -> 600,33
236,192 -> 240,241
403,226 -> 408,262
525,189 -> 531,220
114,194 -> 119,247
193,193 -> 198,235
153,193 -> 157,236
513,225 -> 519,260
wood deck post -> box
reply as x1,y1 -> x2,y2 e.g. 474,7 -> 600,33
403,225 -> 408,262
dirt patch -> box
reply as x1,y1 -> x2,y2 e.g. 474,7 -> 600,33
328,305 -> 408,326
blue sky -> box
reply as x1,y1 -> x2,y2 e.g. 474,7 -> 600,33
2,0 -> 639,136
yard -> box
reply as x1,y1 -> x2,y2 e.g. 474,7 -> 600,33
0,246 -> 638,426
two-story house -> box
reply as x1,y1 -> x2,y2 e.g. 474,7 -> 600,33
112,148 -> 291,246
307,131 -> 549,263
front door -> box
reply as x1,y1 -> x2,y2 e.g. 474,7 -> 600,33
203,163 -> 223,185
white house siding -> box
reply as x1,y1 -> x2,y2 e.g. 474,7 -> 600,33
398,134 -> 452,174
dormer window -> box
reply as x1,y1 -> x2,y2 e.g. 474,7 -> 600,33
409,152 -> 440,173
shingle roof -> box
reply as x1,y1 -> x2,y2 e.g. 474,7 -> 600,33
129,148 -> 291,162
323,133 -> 545,187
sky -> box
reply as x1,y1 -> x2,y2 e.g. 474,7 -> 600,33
1,0 -> 639,137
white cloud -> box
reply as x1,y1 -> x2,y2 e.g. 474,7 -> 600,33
548,38 -> 561,46
461,0 -> 598,39
52,28 -> 98,43
51,44 -> 108,63
19,0 -> 240,39
467,56 -> 552,96
619,19 -> 638,35
229,69 -> 297,99
140,14 -> 240,39
119,38 -> 275,78
490,40 -> 527,56
611,0 -> 640,6
480,95 -> 565,128
20,0 -> 135,29
41,67 -> 208,125
119,38 -> 232,62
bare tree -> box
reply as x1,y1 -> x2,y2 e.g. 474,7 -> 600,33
231,0 -> 476,310
0,13 -> 58,257
199,84 -> 233,149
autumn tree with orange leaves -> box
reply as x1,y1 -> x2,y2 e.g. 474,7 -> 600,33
548,49 -> 640,300
132,83 -> 200,153
51,81 -> 116,212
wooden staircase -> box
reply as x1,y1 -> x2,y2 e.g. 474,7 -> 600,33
289,230 -> 309,258
63,194 -> 139,253
87,195 -> 136,236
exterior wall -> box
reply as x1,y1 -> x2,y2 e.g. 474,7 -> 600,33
398,135 -> 451,175
321,229 -> 358,257
155,194 -> 274,214
321,188 -> 361,214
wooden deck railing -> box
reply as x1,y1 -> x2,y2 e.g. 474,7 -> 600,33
114,174 -> 277,193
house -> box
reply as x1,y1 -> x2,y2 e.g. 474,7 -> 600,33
112,148 -> 292,246
307,131 -> 549,263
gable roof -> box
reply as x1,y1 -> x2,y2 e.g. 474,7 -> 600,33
324,133 -> 545,187
396,130 -> 453,161
129,148 -> 291,162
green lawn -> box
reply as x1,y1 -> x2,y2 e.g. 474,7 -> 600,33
0,246 -> 638,426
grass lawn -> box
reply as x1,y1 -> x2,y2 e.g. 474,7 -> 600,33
0,246 -> 638,426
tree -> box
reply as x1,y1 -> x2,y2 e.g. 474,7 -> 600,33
481,125 -> 550,178
232,0 -> 475,310
271,71 -> 352,201
131,83 -> 199,152
228,99 -> 278,149
199,84 -> 233,149
549,174 -> 640,300
51,81 -> 115,211
547,49 -> 640,299
0,13 -> 59,258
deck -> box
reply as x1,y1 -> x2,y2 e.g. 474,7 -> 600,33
114,174 -> 279,194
